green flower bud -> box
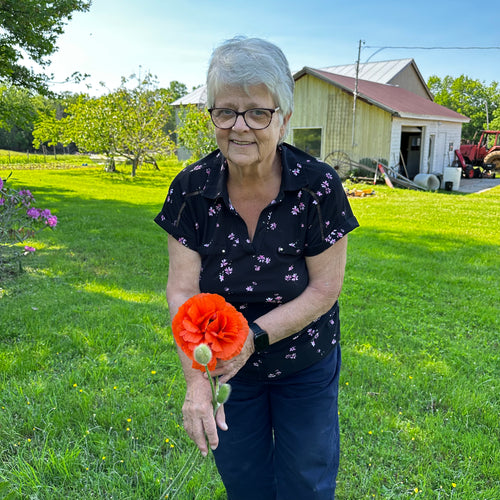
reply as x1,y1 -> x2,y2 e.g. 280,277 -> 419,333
193,344 -> 212,366
216,383 -> 232,404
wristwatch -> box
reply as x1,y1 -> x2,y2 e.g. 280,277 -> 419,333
249,322 -> 269,353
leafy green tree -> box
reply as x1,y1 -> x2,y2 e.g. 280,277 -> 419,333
0,0 -> 91,92
32,109 -> 65,157
61,94 -> 120,170
428,75 -> 499,140
176,105 -> 217,161
489,99 -> 500,131
33,73 -> 177,176
0,84 -> 37,150
162,80 -> 188,140
165,81 -> 188,102
111,75 -> 175,176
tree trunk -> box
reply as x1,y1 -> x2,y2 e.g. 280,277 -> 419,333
131,158 -> 139,177
105,157 -> 116,172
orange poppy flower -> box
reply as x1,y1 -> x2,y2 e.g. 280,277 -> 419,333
172,293 -> 249,371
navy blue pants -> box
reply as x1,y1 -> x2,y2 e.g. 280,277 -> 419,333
213,345 -> 341,500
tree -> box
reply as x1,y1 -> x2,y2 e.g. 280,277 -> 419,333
0,84 -> 64,151
34,73 -> 177,176
0,84 -> 36,150
162,80 -> 188,139
165,81 -> 188,103
176,105 -> 217,161
428,75 -> 500,141
32,109 -> 63,156
61,94 -> 121,170
110,75 -> 175,176
0,0 -> 91,92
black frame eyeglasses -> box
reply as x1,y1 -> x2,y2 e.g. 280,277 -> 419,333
208,107 -> 280,130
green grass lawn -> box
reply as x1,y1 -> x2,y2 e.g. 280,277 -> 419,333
0,163 -> 499,499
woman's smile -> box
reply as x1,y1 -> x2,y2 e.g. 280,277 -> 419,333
214,84 -> 288,172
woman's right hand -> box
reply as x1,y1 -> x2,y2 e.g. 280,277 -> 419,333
182,376 -> 228,456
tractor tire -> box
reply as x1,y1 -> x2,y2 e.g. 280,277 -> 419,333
483,151 -> 500,171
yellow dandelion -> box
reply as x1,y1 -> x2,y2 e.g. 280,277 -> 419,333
151,370 -> 157,375
409,376 -> 413,379
113,386 -> 117,390
414,487 -> 419,493
368,431 -> 372,435
102,456 -> 106,460
127,418 -> 132,422
452,483 -> 456,488
345,382 -> 349,385
126,428 -> 130,432
73,383 -> 77,387
165,438 -> 169,443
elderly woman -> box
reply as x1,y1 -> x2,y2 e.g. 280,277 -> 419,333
155,37 -> 359,499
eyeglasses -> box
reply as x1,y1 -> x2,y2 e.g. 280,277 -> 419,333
208,107 -> 280,130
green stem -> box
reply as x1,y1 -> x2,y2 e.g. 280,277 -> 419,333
205,366 -> 219,413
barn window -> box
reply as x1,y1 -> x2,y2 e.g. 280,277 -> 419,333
292,128 -> 322,158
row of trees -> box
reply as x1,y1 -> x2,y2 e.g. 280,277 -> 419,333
30,75 -> 205,176
0,76 -> 217,176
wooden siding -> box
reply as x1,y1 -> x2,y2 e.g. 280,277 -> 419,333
291,74 -> 392,164
389,66 -> 432,100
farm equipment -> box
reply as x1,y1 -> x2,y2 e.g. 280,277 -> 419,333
454,130 -> 500,178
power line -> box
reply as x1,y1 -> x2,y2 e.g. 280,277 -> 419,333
362,44 -> 500,63
364,45 -> 500,50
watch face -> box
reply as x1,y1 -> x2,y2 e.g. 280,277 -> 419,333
252,323 -> 269,352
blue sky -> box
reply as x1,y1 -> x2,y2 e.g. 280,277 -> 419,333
39,0 -> 499,95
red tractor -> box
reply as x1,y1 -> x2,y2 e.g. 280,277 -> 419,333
454,130 -> 500,178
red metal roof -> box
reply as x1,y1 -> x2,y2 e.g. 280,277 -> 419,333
295,67 -> 469,123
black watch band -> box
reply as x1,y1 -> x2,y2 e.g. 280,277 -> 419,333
249,322 -> 269,353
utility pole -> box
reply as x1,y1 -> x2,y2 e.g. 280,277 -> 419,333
352,40 -> 363,147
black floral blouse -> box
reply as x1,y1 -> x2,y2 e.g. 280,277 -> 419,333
155,143 -> 359,380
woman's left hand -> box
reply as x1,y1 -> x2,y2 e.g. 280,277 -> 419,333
209,331 -> 255,384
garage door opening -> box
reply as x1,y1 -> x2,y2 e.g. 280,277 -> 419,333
400,127 -> 422,179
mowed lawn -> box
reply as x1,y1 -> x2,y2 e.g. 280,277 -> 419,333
0,164 -> 498,499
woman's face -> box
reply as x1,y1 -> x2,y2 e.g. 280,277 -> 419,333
213,84 -> 290,171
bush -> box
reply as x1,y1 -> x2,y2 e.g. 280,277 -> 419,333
0,173 -> 57,273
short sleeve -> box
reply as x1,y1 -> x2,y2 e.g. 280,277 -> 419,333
303,165 -> 359,256
154,171 -> 200,250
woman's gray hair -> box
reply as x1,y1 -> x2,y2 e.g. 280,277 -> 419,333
206,37 -> 294,140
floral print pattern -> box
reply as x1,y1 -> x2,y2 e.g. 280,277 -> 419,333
155,143 -> 359,379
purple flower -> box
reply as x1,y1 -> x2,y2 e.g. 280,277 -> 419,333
27,207 -> 41,219
0,198 -> 4,206
40,209 -> 52,219
0,178 -> 3,190
24,246 -> 36,253
46,216 -> 58,227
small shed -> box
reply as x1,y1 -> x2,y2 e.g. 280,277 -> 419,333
291,67 -> 470,178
